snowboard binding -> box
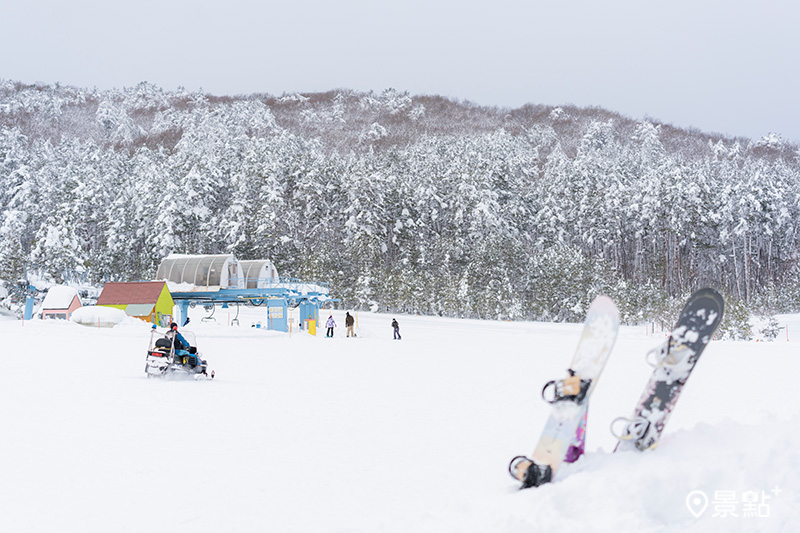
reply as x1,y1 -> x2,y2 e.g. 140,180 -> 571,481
645,337 -> 678,367
541,369 -> 592,404
508,455 -> 553,488
610,416 -> 654,449
645,330 -> 695,368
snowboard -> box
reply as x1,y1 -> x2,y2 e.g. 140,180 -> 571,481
613,288 -> 724,452
509,295 -> 619,488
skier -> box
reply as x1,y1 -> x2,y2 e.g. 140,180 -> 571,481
391,318 -> 401,340
325,314 -> 336,337
345,312 -> 356,337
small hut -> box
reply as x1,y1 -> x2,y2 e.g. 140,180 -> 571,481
41,285 -> 82,320
96,281 -> 174,326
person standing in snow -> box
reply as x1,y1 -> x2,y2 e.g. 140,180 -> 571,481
391,318 -> 401,340
326,314 -> 336,337
345,312 -> 356,337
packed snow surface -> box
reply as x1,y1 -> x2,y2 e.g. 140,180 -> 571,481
0,308 -> 797,532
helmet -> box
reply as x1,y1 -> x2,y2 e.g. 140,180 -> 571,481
170,322 -> 178,330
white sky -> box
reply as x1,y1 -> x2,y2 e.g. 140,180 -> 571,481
1,0 -> 798,143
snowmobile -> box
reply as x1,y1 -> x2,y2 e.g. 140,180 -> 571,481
145,325 -> 214,380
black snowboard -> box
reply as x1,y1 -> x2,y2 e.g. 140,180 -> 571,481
613,288 -> 724,452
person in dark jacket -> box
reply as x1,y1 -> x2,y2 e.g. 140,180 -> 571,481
345,312 -> 356,337
391,318 -> 401,340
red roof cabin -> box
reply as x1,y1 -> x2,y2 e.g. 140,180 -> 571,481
96,281 -> 174,327
41,285 -> 83,320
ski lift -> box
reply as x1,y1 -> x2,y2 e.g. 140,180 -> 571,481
201,303 -> 216,323
231,302 -> 240,326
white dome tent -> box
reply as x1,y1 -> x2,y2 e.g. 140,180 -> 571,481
156,254 -> 243,290
238,259 -> 280,288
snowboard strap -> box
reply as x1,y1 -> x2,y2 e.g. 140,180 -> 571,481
541,370 -> 592,404
610,416 -> 651,442
509,456 -> 553,489
645,338 -> 673,367
562,373 -> 582,396
522,462 -> 552,488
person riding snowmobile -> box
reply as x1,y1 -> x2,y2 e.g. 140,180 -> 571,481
146,323 -> 214,379
165,322 -> 196,365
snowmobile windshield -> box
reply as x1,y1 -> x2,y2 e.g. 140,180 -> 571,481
178,330 -> 197,346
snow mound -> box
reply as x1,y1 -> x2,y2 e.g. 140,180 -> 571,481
70,306 -> 134,327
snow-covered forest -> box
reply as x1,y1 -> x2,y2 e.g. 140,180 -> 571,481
1,79 -> 799,327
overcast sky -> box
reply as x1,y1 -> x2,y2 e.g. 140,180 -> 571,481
2,0 -> 798,143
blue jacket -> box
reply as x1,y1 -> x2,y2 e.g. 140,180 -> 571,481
167,330 -> 190,352
175,331 -> 190,351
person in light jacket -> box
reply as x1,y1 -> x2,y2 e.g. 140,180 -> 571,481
326,314 -> 336,337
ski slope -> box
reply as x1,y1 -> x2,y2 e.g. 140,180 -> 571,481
0,307 -> 797,532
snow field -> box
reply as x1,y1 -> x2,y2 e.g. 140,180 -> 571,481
0,309 -> 797,532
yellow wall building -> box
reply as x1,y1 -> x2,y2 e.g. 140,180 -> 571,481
96,281 -> 174,326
